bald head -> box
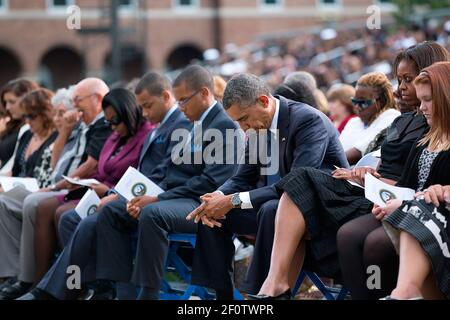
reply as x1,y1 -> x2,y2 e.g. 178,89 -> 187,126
75,78 -> 109,98
73,78 -> 110,124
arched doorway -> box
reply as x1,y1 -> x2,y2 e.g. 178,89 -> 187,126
0,47 -> 22,89
166,44 -> 204,71
39,46 -> 85,90
103,45 -> 146,85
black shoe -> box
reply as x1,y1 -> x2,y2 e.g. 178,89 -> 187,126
16,288 -> 56,300
0,277 -> 17,291
247,289 -> 292,300
84,280 -> 116,300
0,281 -> 32,300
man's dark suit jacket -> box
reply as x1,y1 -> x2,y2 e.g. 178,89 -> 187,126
138,108 -> 191,185
219,95 -> 349,209
158,103 -> 240,201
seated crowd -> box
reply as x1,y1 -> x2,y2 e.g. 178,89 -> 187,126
0,41 -> 449,301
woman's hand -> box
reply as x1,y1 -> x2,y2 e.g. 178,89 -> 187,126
0,116 -> 10,134
350,167 -> 381,186
372,199 -> 403,220
332,167 -> 353,180
372,204 -> 386,220
415,184 -> 450,207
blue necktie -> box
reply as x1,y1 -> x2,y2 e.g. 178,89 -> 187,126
265,131 -> 281,186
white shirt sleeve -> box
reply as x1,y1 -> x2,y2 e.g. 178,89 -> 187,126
239,192 -> 253,209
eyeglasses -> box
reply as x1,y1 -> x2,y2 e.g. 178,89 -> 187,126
104,117 -> 121,127
177,90 -> 200,107
24,114 -> 38,120
73,93 -> 95,105
351,97 -> 377,110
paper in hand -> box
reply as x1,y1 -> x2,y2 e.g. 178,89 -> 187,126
114,167 -> 165,202
75,189 -> 101,219
364,173 -> 415,207
62,175 -> 100,187
0,177 -> 40,192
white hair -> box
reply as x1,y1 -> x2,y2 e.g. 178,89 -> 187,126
51,85 -> 75,110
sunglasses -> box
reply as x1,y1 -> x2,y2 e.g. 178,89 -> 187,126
351,97 -> 377,109
104,117 -> 121,127
24,114 -> 38,120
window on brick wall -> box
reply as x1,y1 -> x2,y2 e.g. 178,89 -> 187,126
261,0 -> 282,5
175,0 -> 198,8
319,0 -> 339,5
120,0 -> 135,7
48,0 -> 75,9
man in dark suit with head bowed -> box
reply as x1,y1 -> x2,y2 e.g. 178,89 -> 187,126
188,73 -> 349,299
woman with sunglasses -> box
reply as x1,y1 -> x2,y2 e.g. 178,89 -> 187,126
337,41 -> 449,300
13,88 -> 153,298
0,79 -> 39,174
338,72 -> 400,163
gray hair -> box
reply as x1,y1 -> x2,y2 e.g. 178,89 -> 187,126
284,71 -> 317,92
222,73 -> 271,109
51,86 -> 75,110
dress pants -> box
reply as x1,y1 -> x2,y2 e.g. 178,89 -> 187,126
96,198 -> 199,291
191,199 -> 278,295
0,187 -> 31,278
37,209 -> 98,299
19,191 -> 65,282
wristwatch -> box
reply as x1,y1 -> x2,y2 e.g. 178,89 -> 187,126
231,193 -> 242,208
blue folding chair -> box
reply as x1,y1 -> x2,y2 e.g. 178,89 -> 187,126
292,271 -> 349,300
160,233 -> 244,300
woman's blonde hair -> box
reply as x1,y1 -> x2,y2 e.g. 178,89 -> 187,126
414,62 -> 450,151
356,72 -> 397,123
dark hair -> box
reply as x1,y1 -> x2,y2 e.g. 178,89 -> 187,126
101,88 -> 144,137
393,41 -> 450,76
0,78 -> 39,137
222,73 -> 271,109
19,88 -> 55,132
274,82 -> 317,108
173,65 -> 214,92
135,71 -> 172,96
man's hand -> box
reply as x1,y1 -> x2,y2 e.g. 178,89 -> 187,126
60,110 -> 79,134
98,193 -> 119,209
91,183 -> 110,197
126,195 -> 158,219
415,184 -> 450,207
350,167 -> 381,186
186,193 -> 233,223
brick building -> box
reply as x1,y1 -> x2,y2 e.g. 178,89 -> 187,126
0,0 -> 395,89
